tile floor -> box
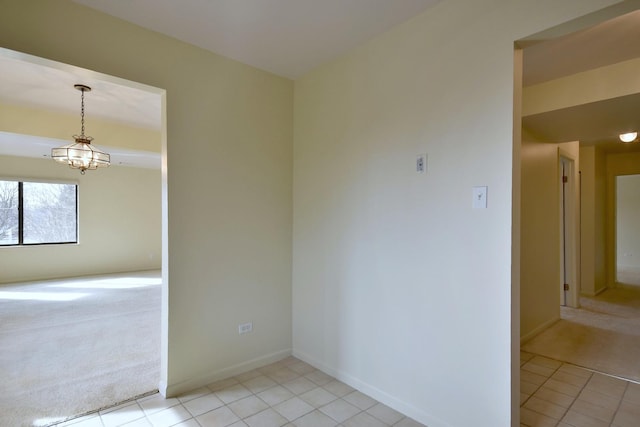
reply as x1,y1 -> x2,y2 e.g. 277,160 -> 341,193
520,351 -> 640,427
54,357 -> 425,427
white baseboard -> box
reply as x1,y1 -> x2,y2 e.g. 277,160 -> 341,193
594,286 -> 608,295
581,286 -> 608,297
292,349 -> 453,427
163,348 -> 292,397
616,282 -> 640,290
158,380 -> 168,397
520,316 -> 559,345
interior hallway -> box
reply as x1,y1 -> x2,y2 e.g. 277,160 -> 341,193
521,286 -> 640,426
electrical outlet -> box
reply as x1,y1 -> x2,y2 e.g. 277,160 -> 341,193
238,322 -> 253,335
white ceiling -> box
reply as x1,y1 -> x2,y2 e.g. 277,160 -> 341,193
73,0 -> 442,79
0,53 -> 161,130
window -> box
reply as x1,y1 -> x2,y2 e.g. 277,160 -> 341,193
0,180 -> 77,246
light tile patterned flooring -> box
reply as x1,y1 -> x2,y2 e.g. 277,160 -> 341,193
520,351 -> 640,427
55,357 -> 425,427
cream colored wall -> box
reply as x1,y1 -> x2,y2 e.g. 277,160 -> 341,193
0,155 -> 160,283
607,152 -> 640,287
581,147 -> 596,294
520,132 -> 581,340
520,132 -> 558,341
0,103 -> 160,152
580,146 -> 607,295
0,0 -> 293,396
292,1 -> 618,426
595,148 -> 607,291
523,58 -> 640,116
616,174 -> 640,282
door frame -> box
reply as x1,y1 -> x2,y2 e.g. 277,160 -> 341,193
0,47 -> 169,393
559,149 -> 580,308
608,167 -> 640,288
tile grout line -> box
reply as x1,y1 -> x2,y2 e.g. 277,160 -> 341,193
521,357 -> 599,427
521,351 -> 640,427
84,359 -> 419,427
555,363 -> 594,427
520,356 -> 564,408
608,380 -> 630,427
522,351 -> 640,386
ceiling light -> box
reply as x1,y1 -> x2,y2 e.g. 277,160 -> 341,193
619,132 -> 638,143
52,84 -> 110,174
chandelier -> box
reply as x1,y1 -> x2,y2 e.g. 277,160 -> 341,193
52,84 -> 110,174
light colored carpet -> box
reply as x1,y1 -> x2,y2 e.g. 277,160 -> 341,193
0,271 -> 161,427
522,286 -> 640,383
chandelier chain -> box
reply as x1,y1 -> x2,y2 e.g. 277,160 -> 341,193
80,88 -> 85,137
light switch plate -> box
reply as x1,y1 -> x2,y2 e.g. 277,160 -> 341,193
472,186 -> 488,209
416,154 -> 427,174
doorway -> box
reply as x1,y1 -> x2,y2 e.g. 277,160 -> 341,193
559,154 -> 578,307
515,4 -> 640,426
616,174 -> 640,286
0,47 -> 168,426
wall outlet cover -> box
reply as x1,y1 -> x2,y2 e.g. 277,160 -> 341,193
238,322 -> 253,334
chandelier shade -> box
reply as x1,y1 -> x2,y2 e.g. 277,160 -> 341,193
51,137 -> 110,171
52,84 -> 110,174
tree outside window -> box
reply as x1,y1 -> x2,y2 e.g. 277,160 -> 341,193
0,181 -> 18,244
0,180 -> 77,246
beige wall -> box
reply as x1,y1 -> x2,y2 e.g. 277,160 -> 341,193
580,147 -> 596,293
292,1 -> 618,426
607,152 -> 640,287
0,155 -> 161,283
520,131 -> 581,341
520,132 -> 557,340
616,174 -> 640,284
0,103 -> 160,153
522,58 -> 640,116
0,0 -> 293,398
595,149 -> 607,291
580,146 -> 607,295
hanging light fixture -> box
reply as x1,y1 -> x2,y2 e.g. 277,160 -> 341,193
52,84 -> 110,174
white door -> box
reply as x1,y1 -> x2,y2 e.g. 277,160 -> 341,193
560,158 -> 570,306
